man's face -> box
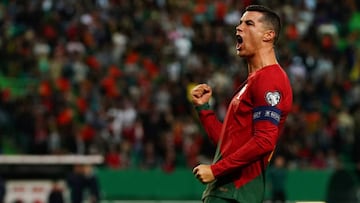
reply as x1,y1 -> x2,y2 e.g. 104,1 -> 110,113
235,11 -> 268,57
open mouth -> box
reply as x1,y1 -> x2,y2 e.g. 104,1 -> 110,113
236,35 -> 243,50
236,35 -> 243,44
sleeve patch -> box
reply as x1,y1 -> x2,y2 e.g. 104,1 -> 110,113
253,106 -> 281,125
265,91 -> 281,106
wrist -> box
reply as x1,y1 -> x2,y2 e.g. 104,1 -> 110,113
195,103 -> 210,112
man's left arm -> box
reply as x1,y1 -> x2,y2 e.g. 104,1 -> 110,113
211,74 -> 285,178
193,120 -> 279,183
210,119 -> 279,177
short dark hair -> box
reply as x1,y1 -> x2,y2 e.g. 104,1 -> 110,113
244,5 -> 281,44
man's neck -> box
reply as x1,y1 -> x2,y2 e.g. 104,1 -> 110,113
247,47 -> 278,73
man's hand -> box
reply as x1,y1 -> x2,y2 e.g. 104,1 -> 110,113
193,164 -> 215,184
190,84 -> 212,106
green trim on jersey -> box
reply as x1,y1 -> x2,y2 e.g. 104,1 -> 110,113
195,103 -> 210,112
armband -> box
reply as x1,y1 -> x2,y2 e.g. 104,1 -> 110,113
253,106 -> 281,125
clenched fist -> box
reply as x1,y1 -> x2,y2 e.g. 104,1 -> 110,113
190,84 -> 212,106
193,164 -> 215,184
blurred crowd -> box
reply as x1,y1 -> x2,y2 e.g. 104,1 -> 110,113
0,0 -> 360,172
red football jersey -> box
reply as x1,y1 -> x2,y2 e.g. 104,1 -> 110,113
197,64 -> 293,202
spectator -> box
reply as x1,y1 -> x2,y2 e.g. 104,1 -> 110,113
268,155 -> 287,203
83,165 -> 100,203
66,165 -> 86,203
48,181 -> 64,203
0,176 -> 5,203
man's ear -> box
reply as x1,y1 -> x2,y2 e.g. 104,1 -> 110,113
263,30 -> 275,42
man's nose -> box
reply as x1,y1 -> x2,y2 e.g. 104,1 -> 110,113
236,25 -> 243,33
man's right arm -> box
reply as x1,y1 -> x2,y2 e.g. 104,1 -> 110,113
196,104 -> 222,144
191,84 -> 222,144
